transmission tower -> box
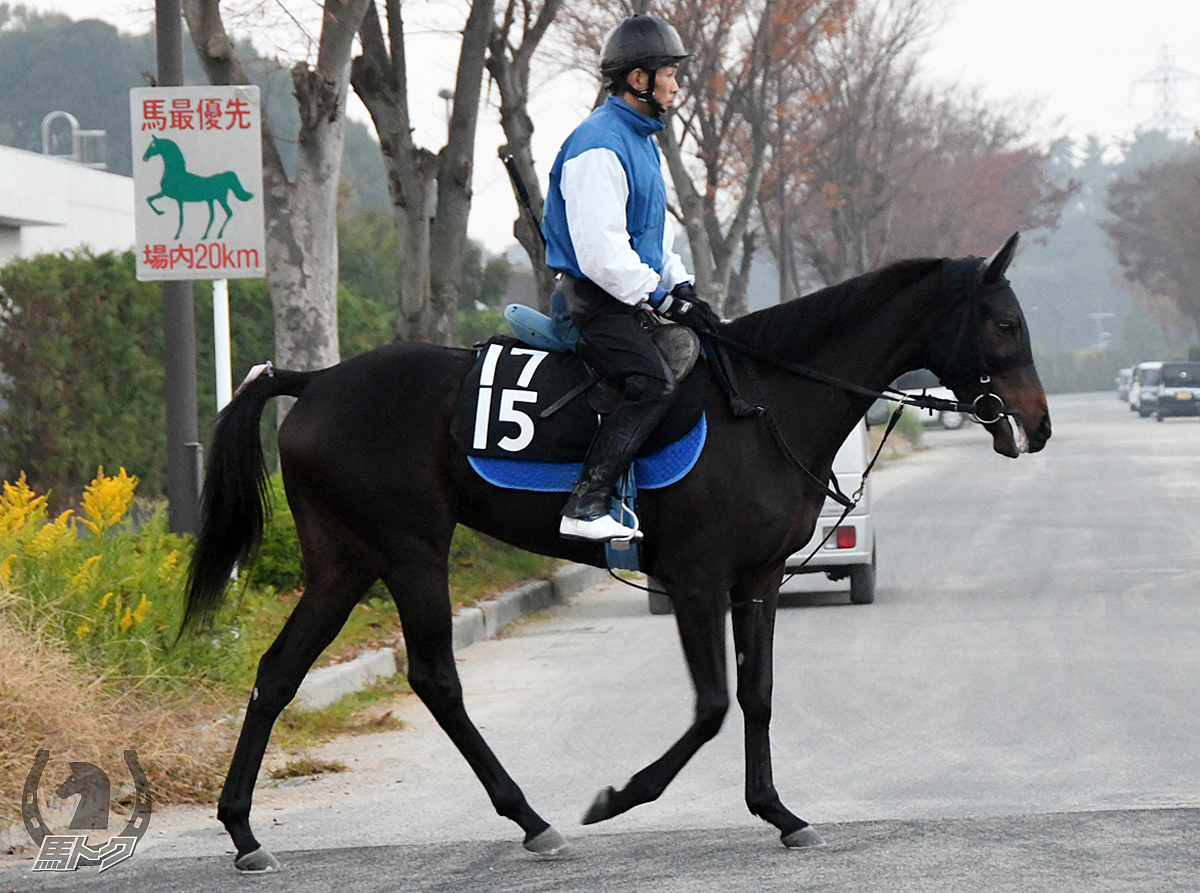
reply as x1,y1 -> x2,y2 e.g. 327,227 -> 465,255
1132,45 -> 1200,137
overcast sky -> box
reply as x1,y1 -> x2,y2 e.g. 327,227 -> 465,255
16,0 -> 1200,254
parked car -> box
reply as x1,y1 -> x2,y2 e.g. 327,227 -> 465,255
1129,361 -> 1163,416
1116,367 -> 1133,402
1149,361 -> 1200,421
783,420 -> 876,604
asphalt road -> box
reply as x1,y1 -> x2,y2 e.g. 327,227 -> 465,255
4,391 -> 1199,891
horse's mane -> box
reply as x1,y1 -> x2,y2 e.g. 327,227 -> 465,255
721,258 -> 946,360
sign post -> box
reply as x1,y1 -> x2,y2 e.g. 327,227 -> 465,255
131,84 -> 265,527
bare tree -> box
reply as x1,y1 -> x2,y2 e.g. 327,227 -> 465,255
351,0 -> 495,344
758,1 -> 1073,295
486,0 -> 565,311
183,0 -> 373,382
1106,149 -> 1200,340
758,0 -> 933,291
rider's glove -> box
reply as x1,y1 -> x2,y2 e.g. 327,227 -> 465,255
655,282 -> 721,333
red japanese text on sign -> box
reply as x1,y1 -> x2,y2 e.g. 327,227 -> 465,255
140,97 -> 255,132
141,243 -> 261,273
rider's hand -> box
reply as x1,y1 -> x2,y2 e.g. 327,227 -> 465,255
654,282 -> 721,332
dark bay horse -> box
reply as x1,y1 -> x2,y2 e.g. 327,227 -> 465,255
184,233 -> 1050,871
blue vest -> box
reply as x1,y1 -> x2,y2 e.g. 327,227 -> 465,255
542,96 -> 667,282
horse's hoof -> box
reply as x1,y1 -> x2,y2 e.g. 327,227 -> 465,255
781,825 -> 826,848
581,786 -> 616,825
234,846 -> 281,872
524,826 -> 569,856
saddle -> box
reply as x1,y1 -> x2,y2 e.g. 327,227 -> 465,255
450,304 -> 707,484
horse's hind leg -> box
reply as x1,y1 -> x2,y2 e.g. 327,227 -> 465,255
730,568 -> 823,848
202,200 -> 216,240
383,558 -> 567,856
217,562 -> 377,871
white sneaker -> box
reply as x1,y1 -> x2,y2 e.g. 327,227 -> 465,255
559,514 -> 643,543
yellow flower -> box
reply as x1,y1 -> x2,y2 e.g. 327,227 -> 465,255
70,555 -> 102,590
0,474 -> 47,537
26,510 -> 76,557
119,607 -> 133,632
75,620 -> 90,640
131,593 -> 149,625
158,550 -> 179,583
0,553 -> 17,587
79,467 -> 138,536
97,591 -> 115,611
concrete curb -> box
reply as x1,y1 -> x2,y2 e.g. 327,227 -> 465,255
295,563 -> 607,709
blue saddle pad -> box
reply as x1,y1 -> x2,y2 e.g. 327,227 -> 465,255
468,414 -> 706,492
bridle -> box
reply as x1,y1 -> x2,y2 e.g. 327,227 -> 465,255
705,257 -> 1029,510
920,257 -> 1032,427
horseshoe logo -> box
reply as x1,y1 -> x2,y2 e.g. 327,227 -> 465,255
22,750 -> 153,851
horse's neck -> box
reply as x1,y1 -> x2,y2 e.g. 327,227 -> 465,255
155,143 -> 184,172
818,270 -> 952,396
733,264 -> 950,464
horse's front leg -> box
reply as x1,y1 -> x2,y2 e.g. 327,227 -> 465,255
174,200 -> 185,240
202,199 -> 218,240
583,587 -> 729,824
730,567 -> 824,847
146,191 -> 165,215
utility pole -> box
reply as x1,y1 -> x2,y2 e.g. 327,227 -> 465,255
1132,45 -> 1200,138
155,0 -> 201,534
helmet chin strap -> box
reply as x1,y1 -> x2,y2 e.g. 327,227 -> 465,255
623,69 -> 665,117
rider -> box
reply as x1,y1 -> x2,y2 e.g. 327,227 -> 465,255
543,13 -> 717,543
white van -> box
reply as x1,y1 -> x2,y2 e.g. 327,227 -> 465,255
1129,361 -> 1163,416
647,420 -> 877,613
783,420 -> 876,604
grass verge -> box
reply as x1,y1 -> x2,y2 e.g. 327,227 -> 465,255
1,470 -> 558,840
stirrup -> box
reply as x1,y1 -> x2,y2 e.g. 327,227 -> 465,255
559,514 -> 642,543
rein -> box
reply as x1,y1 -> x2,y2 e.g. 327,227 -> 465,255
699,262 -> 1016,510
707,329 -> 1000,426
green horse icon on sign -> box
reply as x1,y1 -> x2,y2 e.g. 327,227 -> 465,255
143,136 -> 254,241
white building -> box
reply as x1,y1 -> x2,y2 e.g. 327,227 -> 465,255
0,143 -> 135,267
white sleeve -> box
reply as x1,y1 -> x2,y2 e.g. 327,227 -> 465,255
659,222 -> 692,293
561,148 -> 662,305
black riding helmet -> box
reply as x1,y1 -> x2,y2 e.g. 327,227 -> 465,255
600,15 -> 691,117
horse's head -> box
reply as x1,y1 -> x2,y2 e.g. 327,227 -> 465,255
142,136 -> 162,161
925,232 -> 1051,458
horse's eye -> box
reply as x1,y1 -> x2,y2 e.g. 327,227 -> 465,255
997,319 -> 1017,334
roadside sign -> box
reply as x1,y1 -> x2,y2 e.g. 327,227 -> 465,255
130,85 -> 265,281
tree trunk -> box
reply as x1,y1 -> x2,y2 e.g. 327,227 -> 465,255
352,0 -> 493,345
184,0 -> 371,423
486,0 -> 565,311
428,0 -> 496,344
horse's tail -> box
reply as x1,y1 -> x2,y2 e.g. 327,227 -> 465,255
228,174 -> 253,202
182,365 -> 311,632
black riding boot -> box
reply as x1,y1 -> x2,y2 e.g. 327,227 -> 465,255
560,385 -> 673,541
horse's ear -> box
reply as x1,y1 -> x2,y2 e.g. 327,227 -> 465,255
982,232 -> 1020,284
